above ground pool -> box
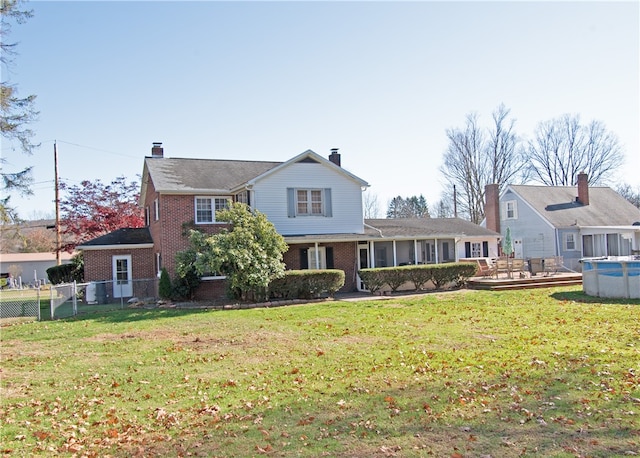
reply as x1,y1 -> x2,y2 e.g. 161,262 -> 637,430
581,256 -> 640,299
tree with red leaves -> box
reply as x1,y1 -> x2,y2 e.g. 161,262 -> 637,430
60,176 -> 144,252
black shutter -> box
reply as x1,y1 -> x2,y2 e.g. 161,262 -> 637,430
300,248 -> 308,269
465,242 -> 471,258
326,247 -> 334,269
482,241 -> 489,257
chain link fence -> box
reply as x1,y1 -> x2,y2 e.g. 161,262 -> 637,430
0,288 -> 41,321
48,278 -> 159,320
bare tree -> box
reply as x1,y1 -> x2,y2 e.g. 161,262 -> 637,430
1,0 -> 39,223
440,104 -> 526,224
616,183 -> 640,209
527,114 -> 623,186
363,190 -> 381,219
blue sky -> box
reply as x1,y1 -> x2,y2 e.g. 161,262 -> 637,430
4,0 -> 639,220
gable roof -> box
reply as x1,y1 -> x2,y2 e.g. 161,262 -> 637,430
507,185 -> 640,228
140,150 -> 369,206
247,150 -> 369,188
78,228 -> 153,250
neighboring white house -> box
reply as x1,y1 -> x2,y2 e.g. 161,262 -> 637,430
0,252 -> 75,287
484,173 -> 640,272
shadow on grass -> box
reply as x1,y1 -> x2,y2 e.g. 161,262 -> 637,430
551,290 -> 640,305
52,305 -> 218,324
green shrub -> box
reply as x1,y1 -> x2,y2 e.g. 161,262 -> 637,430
158,268 -> 172,299
359,262 -> 478,293
269,270 -> 345,300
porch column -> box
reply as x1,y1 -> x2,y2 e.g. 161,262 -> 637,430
414,240 -> 419,264
392,240 -> 397,267
370,241 -> 375,268
434,238 -> 439,264
314,242 -> 320,269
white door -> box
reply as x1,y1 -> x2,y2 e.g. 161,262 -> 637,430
357,244 -> 369,291
112,255 -> 133,298
513,239 -> 523,258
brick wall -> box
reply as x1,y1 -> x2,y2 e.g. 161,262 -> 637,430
284,241 -> 357,292
82,247 -> 155,282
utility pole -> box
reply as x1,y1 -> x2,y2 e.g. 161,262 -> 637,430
54,141 -> 61,265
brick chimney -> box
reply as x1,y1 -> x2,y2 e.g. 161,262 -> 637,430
576,172 -> 589,206
485,183 -> 500,233
151,142 -> 164,158
328,148 -> 341,167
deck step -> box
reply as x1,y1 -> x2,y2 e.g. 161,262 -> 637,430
467,274 -> 582,291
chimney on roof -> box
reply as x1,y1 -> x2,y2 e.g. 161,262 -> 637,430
151,142 -> 164,158
485,183 -> 500,234
576,172 -> 589,206
328,148 -> 341,167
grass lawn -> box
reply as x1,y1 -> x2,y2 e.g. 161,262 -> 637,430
1,286 -> 638,457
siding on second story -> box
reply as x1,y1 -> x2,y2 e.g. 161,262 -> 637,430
251,158 -> 366,235
499,187 -> 556,258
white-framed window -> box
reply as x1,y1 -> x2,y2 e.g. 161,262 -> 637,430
504,200 -> 518,220
287,188 -> 332,217
236,190 -> 249,205
565,233 -> 577,251
145,206 -> 150,226
471,242 -> 482,257
154,198 -> 159,221
297,189 -> 323,215
308,246 -> 327,269
195,197 -> 230,224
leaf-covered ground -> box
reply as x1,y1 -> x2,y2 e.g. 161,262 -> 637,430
1,286 -> 638,457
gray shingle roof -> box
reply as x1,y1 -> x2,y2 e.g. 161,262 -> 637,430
365,218 -> 500,238
283,218 -> 499,243
509,185 -> 640,227
79,228 -> 153,248
145,157 -> 282,193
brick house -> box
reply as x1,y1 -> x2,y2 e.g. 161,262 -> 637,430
79,144 -> 500,300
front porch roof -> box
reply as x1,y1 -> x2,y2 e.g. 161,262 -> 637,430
284,218 -> 500,244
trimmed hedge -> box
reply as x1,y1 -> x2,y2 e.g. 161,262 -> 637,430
269,269 -> 345,300
46,263 -> 83,285
358,262 -> 478,293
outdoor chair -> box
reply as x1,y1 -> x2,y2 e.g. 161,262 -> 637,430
494,258 -> 510,278
511,258 -> 527,278
543,257 -> 558,276
476,259 -> 494,277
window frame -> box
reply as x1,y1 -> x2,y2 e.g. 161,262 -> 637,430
564,233 -> 577,251
194,196 -> 230,224
504,200 -> 518,220
296,189 -> 324,216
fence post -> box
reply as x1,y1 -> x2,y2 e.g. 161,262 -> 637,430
37,287 -> 41,321
72,281 -> 78,316
49,287 -> 54,320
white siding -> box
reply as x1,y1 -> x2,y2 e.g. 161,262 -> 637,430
252,162 -> 364,235
499,190 -> 556,259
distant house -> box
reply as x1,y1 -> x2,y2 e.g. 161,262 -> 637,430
484,173 -> 640,272
0,252 -> 75,287
79,143 -> 500,300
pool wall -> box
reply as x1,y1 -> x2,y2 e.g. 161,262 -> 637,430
581,257 -> 640,299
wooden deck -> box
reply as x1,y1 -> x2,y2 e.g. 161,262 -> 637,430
467,272 -> 582,291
